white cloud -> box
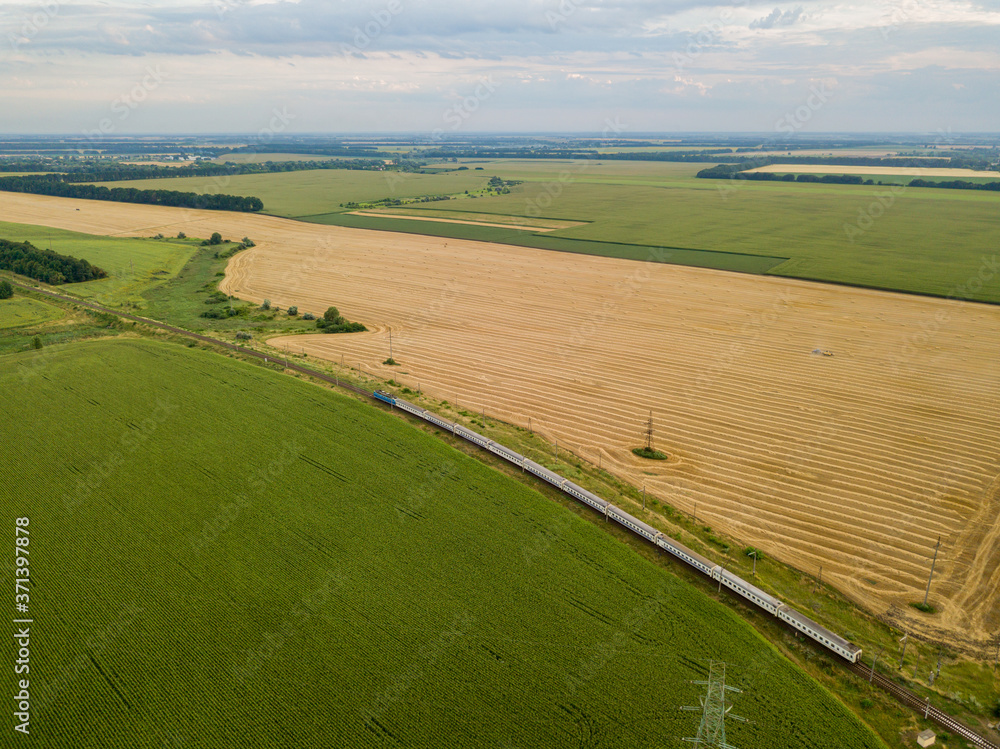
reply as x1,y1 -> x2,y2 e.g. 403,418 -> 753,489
0,1 -> 998,131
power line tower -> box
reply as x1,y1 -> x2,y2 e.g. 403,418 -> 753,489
645,410 -> 655,452
681,661 -> 745,749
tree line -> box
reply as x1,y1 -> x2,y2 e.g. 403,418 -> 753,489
0,175 -> 264,212
0,157 -> 392,179
0,238 -> 108,285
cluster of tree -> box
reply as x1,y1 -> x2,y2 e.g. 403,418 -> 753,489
316,306 -> 366,334
0,175 -> 263,212
0,239 -> 107,285
485,175 -> 521,194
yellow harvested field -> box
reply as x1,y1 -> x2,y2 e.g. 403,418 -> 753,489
2,192 -> 999,655
744,164 -> 1000,178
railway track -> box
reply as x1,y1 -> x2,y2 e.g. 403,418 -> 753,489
11,279 -> 1000,749
846,661 -> 999,749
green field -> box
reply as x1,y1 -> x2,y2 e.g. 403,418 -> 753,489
67,158 -> 1000,301
0,220 -> 198,306
333,172 -> 1000,302
0,338 -> 885,749
0,295 -> 63,329
89,169 -> 491,219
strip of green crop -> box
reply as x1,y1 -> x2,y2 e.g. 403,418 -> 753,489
310,212 -> 788,274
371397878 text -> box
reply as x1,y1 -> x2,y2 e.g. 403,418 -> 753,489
14,517 -> 31,736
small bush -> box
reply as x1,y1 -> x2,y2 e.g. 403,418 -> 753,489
860,698 -> 873,709
242,237 -> 255,247
235,332 -> 252,341
32,336 -> 42,349
384,357 -> 399,366
302,312 -> 315,321
317,320 -> 367,334
910,602 -> 936,614
631,446 -> 668,460
991,699 -> 1000,719
287,306 -> 298,316
177,232 -> 187,239
261,299 -> 271,310
744,547 -> 765,561
209,232 -> 223,245
0,279 -> 13,299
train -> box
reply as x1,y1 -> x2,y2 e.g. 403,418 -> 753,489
372,389 -> 863,664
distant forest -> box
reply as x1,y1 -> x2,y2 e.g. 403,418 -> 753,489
0,238 -> 108,285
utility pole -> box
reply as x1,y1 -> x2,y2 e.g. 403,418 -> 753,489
643,483 -> 646,511
388,327 -> 393,361
750,550 -> 757,577
923,536 -> 941,607
681,660 -> 745,749
898,633 -> 909,670
818,565 -> 822,590
645,410 -> 654,452
994,632 -> 999,672
935,646 -> 942,678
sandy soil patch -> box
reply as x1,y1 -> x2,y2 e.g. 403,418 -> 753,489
1,191 -> 998,655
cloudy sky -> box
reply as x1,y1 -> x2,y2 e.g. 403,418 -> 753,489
1,0 -> 999,134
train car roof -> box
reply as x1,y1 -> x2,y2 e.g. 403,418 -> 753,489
659,535 -> 716,570
562,480 -> 609,509
522,458 -> 565,485
608,506 -> 661,539
396,398 -> 455,426
781,606 -> 862,654
718,568 -> 783,609
453,422 -> 489,441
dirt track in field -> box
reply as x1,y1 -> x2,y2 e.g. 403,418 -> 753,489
2,192 -> 999,654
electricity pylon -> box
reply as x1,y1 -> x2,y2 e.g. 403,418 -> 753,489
681,661 -> 746,749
